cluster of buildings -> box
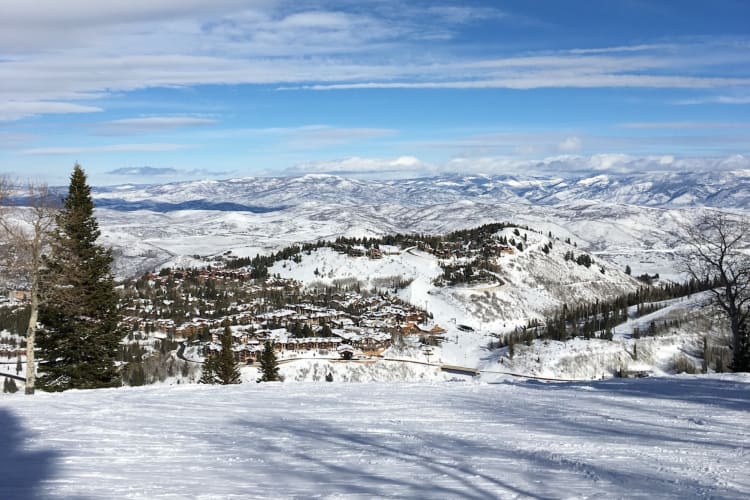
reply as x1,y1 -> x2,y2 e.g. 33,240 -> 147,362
203,315 -> 448,365
0,343 -> 24,359
427,240 -> 516,261
120,270 -> 447,364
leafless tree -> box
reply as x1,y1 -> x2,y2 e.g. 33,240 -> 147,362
0,179 -> 57,394
681,212 -> 750,372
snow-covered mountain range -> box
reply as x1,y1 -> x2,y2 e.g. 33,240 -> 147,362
92,169 -> 750,210
86,170 -> 749,279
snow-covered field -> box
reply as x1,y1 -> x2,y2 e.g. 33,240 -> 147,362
1,376 -> 748,499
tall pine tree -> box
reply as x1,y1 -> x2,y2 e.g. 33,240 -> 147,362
259,341 -> 279,382
37,164 -> 123,391
199,351 -> 219,384
200,326 -> 241,385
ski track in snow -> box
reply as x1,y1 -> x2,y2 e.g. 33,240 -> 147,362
1,375 -> 749,499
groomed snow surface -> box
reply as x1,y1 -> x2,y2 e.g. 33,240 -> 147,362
2,375 -> 749,499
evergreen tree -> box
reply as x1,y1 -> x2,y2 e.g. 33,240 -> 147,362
36,165 -> 124,391
259,341 -> 279,382
200,326 -> 241,385
508,335 -> 515,359
125,360 -> 147,387
4,377 -> 18,393
320,322 -> 333,337
216,325 -> 241,384
301,323 -> 313,337
199,351 -> 219,384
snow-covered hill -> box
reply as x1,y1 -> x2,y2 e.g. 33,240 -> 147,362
91,169 -> 750,209
5,171 -> 745,384
78,172 -> 742,383
264,227 -> 658,377
94,198 -> 720,281
82,171 -> 750,279
1,376 -> 748,499
272,227 -> 639,329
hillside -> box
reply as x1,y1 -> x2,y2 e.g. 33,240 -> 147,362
3,174 -> 745,385
271,226 -> 640,329
1,376 -> 748,499
263,225 -> 660,377
86,172 -> 749,280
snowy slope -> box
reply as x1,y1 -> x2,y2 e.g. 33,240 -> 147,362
265,236 -> 739,383
1,376 -> 748,499
269,229 -> 642,373
92,196 -> 734,282
272,228 -> 639,329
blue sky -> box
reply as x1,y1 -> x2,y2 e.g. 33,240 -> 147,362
1,0 -> 749,185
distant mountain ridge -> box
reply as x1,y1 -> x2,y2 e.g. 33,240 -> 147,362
90,170 -> 750,211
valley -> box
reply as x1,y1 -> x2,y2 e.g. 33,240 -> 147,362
83,171 -> 749,385
2,172 -> 746,385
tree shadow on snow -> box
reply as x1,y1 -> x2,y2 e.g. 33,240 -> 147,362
448,379 -> 750,497
188,378 -> 749,499
0,407 -> 60,500
592,376 -> 750,413
505,376 -> 750,413
230,416 -> 542,499
228,412 -> 739,498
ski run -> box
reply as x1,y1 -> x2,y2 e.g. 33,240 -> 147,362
1,374 -> 749,499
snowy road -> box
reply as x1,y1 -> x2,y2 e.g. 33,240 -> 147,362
1,375 -> 749,499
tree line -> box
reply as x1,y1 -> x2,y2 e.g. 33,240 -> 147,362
490,276 -> 723,350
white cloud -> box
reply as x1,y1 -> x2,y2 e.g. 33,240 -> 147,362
426,6 -> 506,24
442,154 -> 750,176
0,0 -> 253,52
107,165 -> 233,178
108,166 -> 178,176
585,153 -> 750,173
558,136 -> 582,152
620,121 -> 750,129
19,143 -> 192,155
284,155 -> 433,177
282,152 -> 750,179
673,95 -> 750,105
301,74 -> 750,91
568,44 -> 674,55
0,2 -> 747,121
98,116 -> 217,134
0,101 -> 102,121
409,127 -> 750,159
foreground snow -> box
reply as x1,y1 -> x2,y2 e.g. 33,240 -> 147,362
1,376 -> 749,499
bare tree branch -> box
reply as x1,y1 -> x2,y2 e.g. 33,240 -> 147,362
679,211 -> 750,371
0,180 -> 57,394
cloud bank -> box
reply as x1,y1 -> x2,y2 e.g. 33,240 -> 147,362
108,166 -> 178,176
0,2 -> 748,120
285,153 -> 750,178
98,116 -> 216,135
